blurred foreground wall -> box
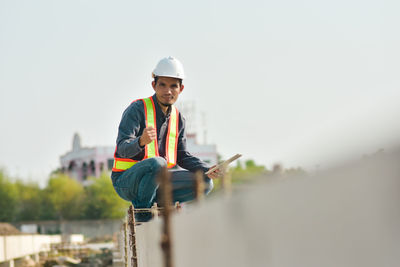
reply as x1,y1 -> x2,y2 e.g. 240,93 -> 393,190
127,149 -> 400,267
13,219 -> 122,240
0,235 -> 61,264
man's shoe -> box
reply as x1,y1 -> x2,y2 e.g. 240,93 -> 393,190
134,211 -> 153,223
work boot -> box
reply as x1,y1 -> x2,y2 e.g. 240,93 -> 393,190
134,211 -> 153,223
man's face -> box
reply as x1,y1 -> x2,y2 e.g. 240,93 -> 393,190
152,76 -> 184,106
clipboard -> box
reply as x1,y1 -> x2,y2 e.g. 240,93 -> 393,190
205,154 -> 242,175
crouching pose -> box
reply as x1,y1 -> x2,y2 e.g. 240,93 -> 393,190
111,56 -> 220,221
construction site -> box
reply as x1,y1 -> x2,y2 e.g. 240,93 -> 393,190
1,0 -> 400,267
115,148 -> 400,267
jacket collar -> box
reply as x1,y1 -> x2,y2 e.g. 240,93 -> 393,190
152,94 -> 171,117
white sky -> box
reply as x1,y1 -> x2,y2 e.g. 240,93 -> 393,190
1,0 -> 399,186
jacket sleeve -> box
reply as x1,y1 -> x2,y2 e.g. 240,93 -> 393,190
115,102 -> 145,158
176,115 -> 210,173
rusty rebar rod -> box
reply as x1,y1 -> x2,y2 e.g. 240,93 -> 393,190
194,170 -> 205,202
174,201 -> 182,212
127,205 -> 138,267
220,166 -> 232,196
159,167 -> 174,267
151,202 -> 159,218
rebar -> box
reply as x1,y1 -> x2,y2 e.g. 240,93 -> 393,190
127,205 -> 138,267
194,170 -> 205,202
159,167 -> 174,267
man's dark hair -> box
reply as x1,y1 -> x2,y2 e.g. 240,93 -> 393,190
154,76 -> 182,87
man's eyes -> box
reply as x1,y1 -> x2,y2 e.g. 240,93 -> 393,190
159,84 -> 178,88
160,83 -> 178,89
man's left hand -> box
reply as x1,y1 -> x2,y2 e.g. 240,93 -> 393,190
207,165 -> 223,179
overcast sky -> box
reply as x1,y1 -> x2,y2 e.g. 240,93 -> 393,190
1,0 -> 399,186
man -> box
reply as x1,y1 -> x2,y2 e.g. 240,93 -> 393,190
111,56 -> 220,221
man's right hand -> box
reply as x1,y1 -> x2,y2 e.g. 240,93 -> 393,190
139,126 -> 157,147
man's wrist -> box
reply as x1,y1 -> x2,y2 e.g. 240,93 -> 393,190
138,136 -> 145,148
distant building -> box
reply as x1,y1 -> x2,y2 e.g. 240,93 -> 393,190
60,133 -> 114,184
60,131 -> 218,184
186,133 -> 218,166
177,101 -> 218,166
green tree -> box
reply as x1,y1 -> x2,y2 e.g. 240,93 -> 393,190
39,189 -> 58,221
0,169 -> 18,222
211,159 -> 268,192
83,174 -> 129,219
230,159 -> 267,184
14,180 -> 42,221
45,174 -> 85,220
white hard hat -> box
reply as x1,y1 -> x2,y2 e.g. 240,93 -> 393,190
152,56 -> 185,79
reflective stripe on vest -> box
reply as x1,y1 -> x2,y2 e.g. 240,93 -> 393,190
166,105 -> 178,167
113,158 -> 138,171
112,97 -> 179,172
143,97 -> 159,159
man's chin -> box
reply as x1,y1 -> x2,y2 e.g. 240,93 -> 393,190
159,100 -> 173,107
163,99 -> 177,106
156,96 -> 176,107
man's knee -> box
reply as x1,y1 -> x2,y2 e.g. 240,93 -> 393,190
146,157 -> 167,171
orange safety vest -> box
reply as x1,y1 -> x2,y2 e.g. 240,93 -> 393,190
112,97 -> 179,172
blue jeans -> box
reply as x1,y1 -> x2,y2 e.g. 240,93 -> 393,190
112,157 -> 213,209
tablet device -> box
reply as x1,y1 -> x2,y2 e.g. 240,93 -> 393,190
205,154 -> 242,175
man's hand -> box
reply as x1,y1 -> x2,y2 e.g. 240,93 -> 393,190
139,126 -> 157,147
207,165 -> 223,179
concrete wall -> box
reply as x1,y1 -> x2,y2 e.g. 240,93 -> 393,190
117,218 -> 164,267
60,219 -> 123,239
0,237 -> 4,263
14,219 -> 123,240
125,149 -> 400,267
0,235 -> 61,263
